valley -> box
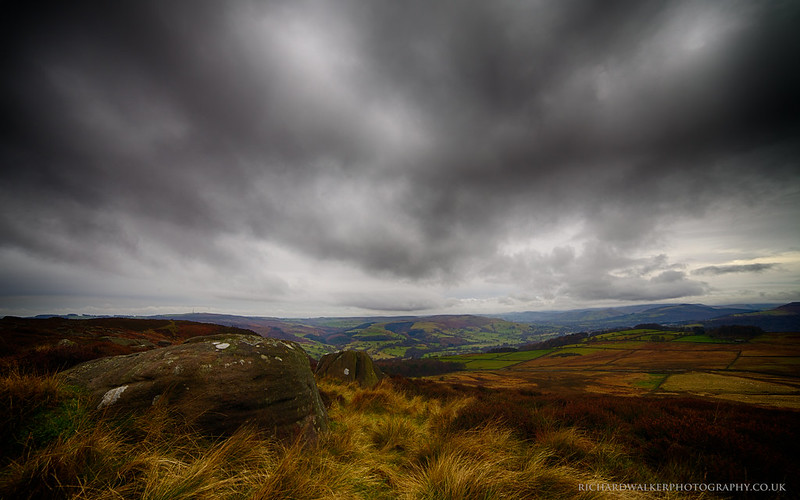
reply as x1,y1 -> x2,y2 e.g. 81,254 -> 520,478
145,301 -> 800,360
148,312 -> 558,359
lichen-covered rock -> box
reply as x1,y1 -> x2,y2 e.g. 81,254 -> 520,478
59,334 -> 328,439
315,350 -> 385,388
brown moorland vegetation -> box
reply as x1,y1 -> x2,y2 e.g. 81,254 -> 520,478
0,317 -> 258,374
1,367 -> 798,499
396,378 -> 800,491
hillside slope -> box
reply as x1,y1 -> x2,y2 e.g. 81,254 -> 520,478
496,303 -> 778,330
0,316 -> 259,373
702,302 -> 800,332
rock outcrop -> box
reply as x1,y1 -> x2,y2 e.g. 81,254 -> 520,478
315,350 -> 385,388
60,334 -> 328,438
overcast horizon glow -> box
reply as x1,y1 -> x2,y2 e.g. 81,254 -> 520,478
1,1 -> 799,318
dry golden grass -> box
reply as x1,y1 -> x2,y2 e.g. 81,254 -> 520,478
2,373 -> 707,499
1,368 -> 65,414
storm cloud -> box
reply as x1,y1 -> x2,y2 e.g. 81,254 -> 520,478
1,0 -> 798,316
693,263 -> 778,276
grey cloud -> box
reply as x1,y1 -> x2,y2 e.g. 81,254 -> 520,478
692,263 -> 778,276
335,290 -> 445,313
567,273 -> 708,302
1,1 -> 798,312
485,243 -> 707,303
556,255 -> 707,302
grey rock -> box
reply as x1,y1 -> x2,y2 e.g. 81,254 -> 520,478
315,350 -> 385,388
60,334 -> 328,439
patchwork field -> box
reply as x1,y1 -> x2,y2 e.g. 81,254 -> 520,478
433,330 -> 800,409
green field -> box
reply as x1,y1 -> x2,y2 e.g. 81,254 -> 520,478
494,349 -> 553,361
591,329 -> 683,342
586,340 -> 647,349
674,334 -> 733,343
436,348 -> 554,370
547,346 -> 604,356
633,373 -> 668,390
462,359 -> 523,369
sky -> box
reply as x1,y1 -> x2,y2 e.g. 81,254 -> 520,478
1,0 -> 799,318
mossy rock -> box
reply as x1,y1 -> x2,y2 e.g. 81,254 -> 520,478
59,334 -> 328,439
315,350 -> 385,388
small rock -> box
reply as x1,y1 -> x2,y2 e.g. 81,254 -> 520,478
315,350 -> 385,388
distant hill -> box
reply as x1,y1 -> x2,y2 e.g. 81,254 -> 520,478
149,313 -> 314,343
494,303 -> 779,330
702,302 -> 800,332
623,304 -> 756,323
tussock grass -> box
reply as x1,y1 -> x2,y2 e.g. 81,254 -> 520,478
1,369 -> 92,462
3,372 -> 784,499
1,369 -> 67,424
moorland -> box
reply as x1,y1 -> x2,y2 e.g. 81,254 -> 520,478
1,303 -> 799,498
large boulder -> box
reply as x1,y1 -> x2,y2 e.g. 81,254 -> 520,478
315,350 -> 385,388
59,334 -> 328,439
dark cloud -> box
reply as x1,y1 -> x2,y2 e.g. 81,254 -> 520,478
335,290 -> 446,313
692,263 -> 778,276
1,0 -> 798,313
568,272 -> 708,302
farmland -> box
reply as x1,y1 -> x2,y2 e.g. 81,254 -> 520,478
433,328 -> 800,409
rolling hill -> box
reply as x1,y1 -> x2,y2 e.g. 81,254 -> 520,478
494,303 -> 779,330
702,302 -> 800,332
151,313 -> 552,359
0,316 -> 259,372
